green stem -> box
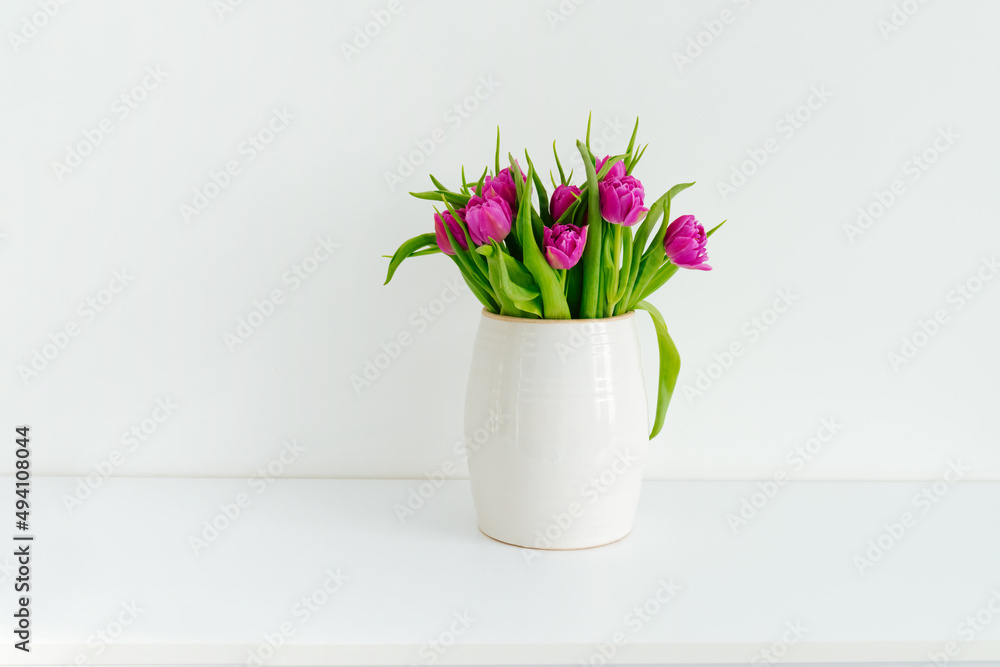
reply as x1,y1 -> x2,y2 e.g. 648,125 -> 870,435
611,225 -> 622,294
604,225 -> 623,314
635,300 -> 681,440
577,141 -> 602,319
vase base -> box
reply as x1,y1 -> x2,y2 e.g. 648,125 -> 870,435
477,526 -> 631,551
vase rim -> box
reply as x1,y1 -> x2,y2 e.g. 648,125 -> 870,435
481,308 -> 636,324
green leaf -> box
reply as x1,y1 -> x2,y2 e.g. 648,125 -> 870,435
569,187 -> 588,226
494,126 -> 501,177
509,154 -> 544,248
635,300 -> 681,440
442,200 -> 488,278
492,240 -> 540,302
502,252 -> 541,296
602,264 -> 614,305
515,163 -> 571,319
384,233 -> 437,285
707,219 -> 727,237
429,174 -> 450,191
596,153 -> 628,180
512,296 -> 543,318
525,151 -> 551,226
633,197 -> 665,256
503,230 -> 523,262
620,197 -> 664,308
553,140 -> 567,184
626,144 -> 648,175
410,190 -> 470,207
602,223 -> 618,306
485,239 -> 540,319
381,248 -> 440,259
577,140 -> 603,319
530,209 -> 546,250
508,153 -> 524,200
640,262 -> 680,299
556,192 -> 583,225
624,118 -> 639,162
486,249 -> 520,317
451,255 -> 499,313
440,211 -> 493,299
585,111 -> 592,151
474,166 -> 488,197
552,185 -> 583,225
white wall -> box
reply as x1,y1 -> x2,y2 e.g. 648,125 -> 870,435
2,0 -> 998,481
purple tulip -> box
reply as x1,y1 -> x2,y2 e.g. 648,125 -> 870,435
599,175 -> 649,226
464,194 -> 512,245
595,155 -> 626,181
663,215 -> 711,271
550,184 -> 582,222
434,209 -> 469,256
543,223 -> 588,270
482,162 -> 526,211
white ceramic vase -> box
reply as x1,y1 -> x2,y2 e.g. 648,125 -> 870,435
464,310 -> 650,550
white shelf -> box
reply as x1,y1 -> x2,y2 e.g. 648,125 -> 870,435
4,477 -> 1000,665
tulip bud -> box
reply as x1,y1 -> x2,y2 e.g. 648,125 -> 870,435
482,162 -> 526,211
595,155 -> 626,181
599,175 -> 649,227
434,209 -> 469,256
542,223 -> 588,270
550,184 -> 582,222
464,194 -> 512,245
663,215 -> 711,270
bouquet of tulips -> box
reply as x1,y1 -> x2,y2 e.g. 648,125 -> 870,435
385,117 -> 723,437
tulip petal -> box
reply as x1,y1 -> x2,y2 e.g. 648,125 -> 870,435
623,205 -> 649,227
545,246 -> 571,270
